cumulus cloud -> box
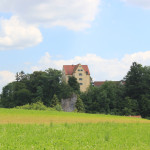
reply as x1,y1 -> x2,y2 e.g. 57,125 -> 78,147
0,16 -> 42,50
0,0 -> 100,50
122,0 -> 150,9
31,51 -> 150,82
0,71 -> 15,93
0,0 -> 100,31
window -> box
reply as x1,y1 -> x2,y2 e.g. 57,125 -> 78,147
79,78 -> 82,80
80,83 -> 83,85
78,69 -> 80,71
81,69 -> 83,71
79,73 -> 82,76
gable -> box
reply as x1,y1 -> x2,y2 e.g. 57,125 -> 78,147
63,64 -> 90,75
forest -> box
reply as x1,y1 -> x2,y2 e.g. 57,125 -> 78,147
0,62 -> 150,119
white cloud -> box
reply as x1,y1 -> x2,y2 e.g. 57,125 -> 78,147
0,71 -> 15,93
0,0 -> 100,50
122,0 -> 150,9
0,0 -> 100,31
31,51 -> 150,81
0,16 -> 42,50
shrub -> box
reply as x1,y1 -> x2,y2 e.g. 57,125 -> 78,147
15,101 -> 62,111
31,101 -> 48,110
50,94 -> 59,107
16,101 -> 48,110
54,104 -> 63,111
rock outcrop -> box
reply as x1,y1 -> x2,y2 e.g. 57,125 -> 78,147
61,94 -> 77,112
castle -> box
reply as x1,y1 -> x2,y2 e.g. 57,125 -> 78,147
62,64 -> 91,92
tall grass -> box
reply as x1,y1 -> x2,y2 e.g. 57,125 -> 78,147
0,123 -> 150,150
0,108 -> 150,149
0,108 -> 149,124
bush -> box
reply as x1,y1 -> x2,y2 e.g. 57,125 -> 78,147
50,94 -> 59,107
15,101 -> 63,111
16,101 -> 49,110
31,101 -> 48,110
54,104 -> 63,111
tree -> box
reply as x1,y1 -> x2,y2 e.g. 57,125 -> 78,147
124,62 -> 150,117
75,95 -> 85,112
1,82 -> 15,108
121,97 -> 138,116
24,69 -> 62,106
15,71 -> 27,82
0,81 -> 28,107
80,81 -> 125,115
50,94 -> 59,107
0,68 -> 62,108
80,86 -> 98,113
124,62 -> 144,101
68,76 -> 80,93
16,72 -> 20,82
13,88 -> 32,106
59,82 -> 74,99
140,94 -> 150,118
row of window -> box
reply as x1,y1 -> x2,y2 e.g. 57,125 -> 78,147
79,77 -> 83,85
78,69 -> 83,71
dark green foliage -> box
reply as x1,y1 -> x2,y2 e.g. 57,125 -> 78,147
0,69 -> 62,108
124,62 -> 150,118
68,76 -> 80,93
121,97 -> 138,116
0,82 -> 30,108
13,88 -> 32,106
50,94 -> 59,107
1,82 -> 15,108
124,62 -> 144,101
140,94 -> 150,118
80,62 -> 150,118
0,68 -> 81,109
59,82 -> 74,99
75,95 -> 85,112
122,107 -> 132,116
15,71 -> 26,82
81,82 -> 124,114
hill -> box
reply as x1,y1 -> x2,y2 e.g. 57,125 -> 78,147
0,108 -> 149,124
0,108 -> 150,150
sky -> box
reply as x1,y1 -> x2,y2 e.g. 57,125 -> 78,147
1,0 -> 150,93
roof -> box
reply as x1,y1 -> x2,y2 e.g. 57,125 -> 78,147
94,81 -> 105,87
63,64 -> 90,75
94,81 -> 125,87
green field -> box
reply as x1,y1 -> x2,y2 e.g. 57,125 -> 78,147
0,108 -> 150,150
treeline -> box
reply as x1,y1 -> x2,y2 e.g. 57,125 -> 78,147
0,62 -> 150,118
0,69 -> 78,108
81,62 -> 150,119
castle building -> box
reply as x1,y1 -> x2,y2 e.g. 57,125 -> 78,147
62,64 -> 90,92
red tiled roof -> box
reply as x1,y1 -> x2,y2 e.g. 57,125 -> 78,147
63,64 -> 90,75
128,115 -> 141,118
94,81 -> 125,87
94,81 -> 105,87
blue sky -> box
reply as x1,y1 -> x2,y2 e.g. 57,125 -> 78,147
1,0 -> 150,93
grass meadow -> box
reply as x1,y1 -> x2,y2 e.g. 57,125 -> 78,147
0,108 -> 150,149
